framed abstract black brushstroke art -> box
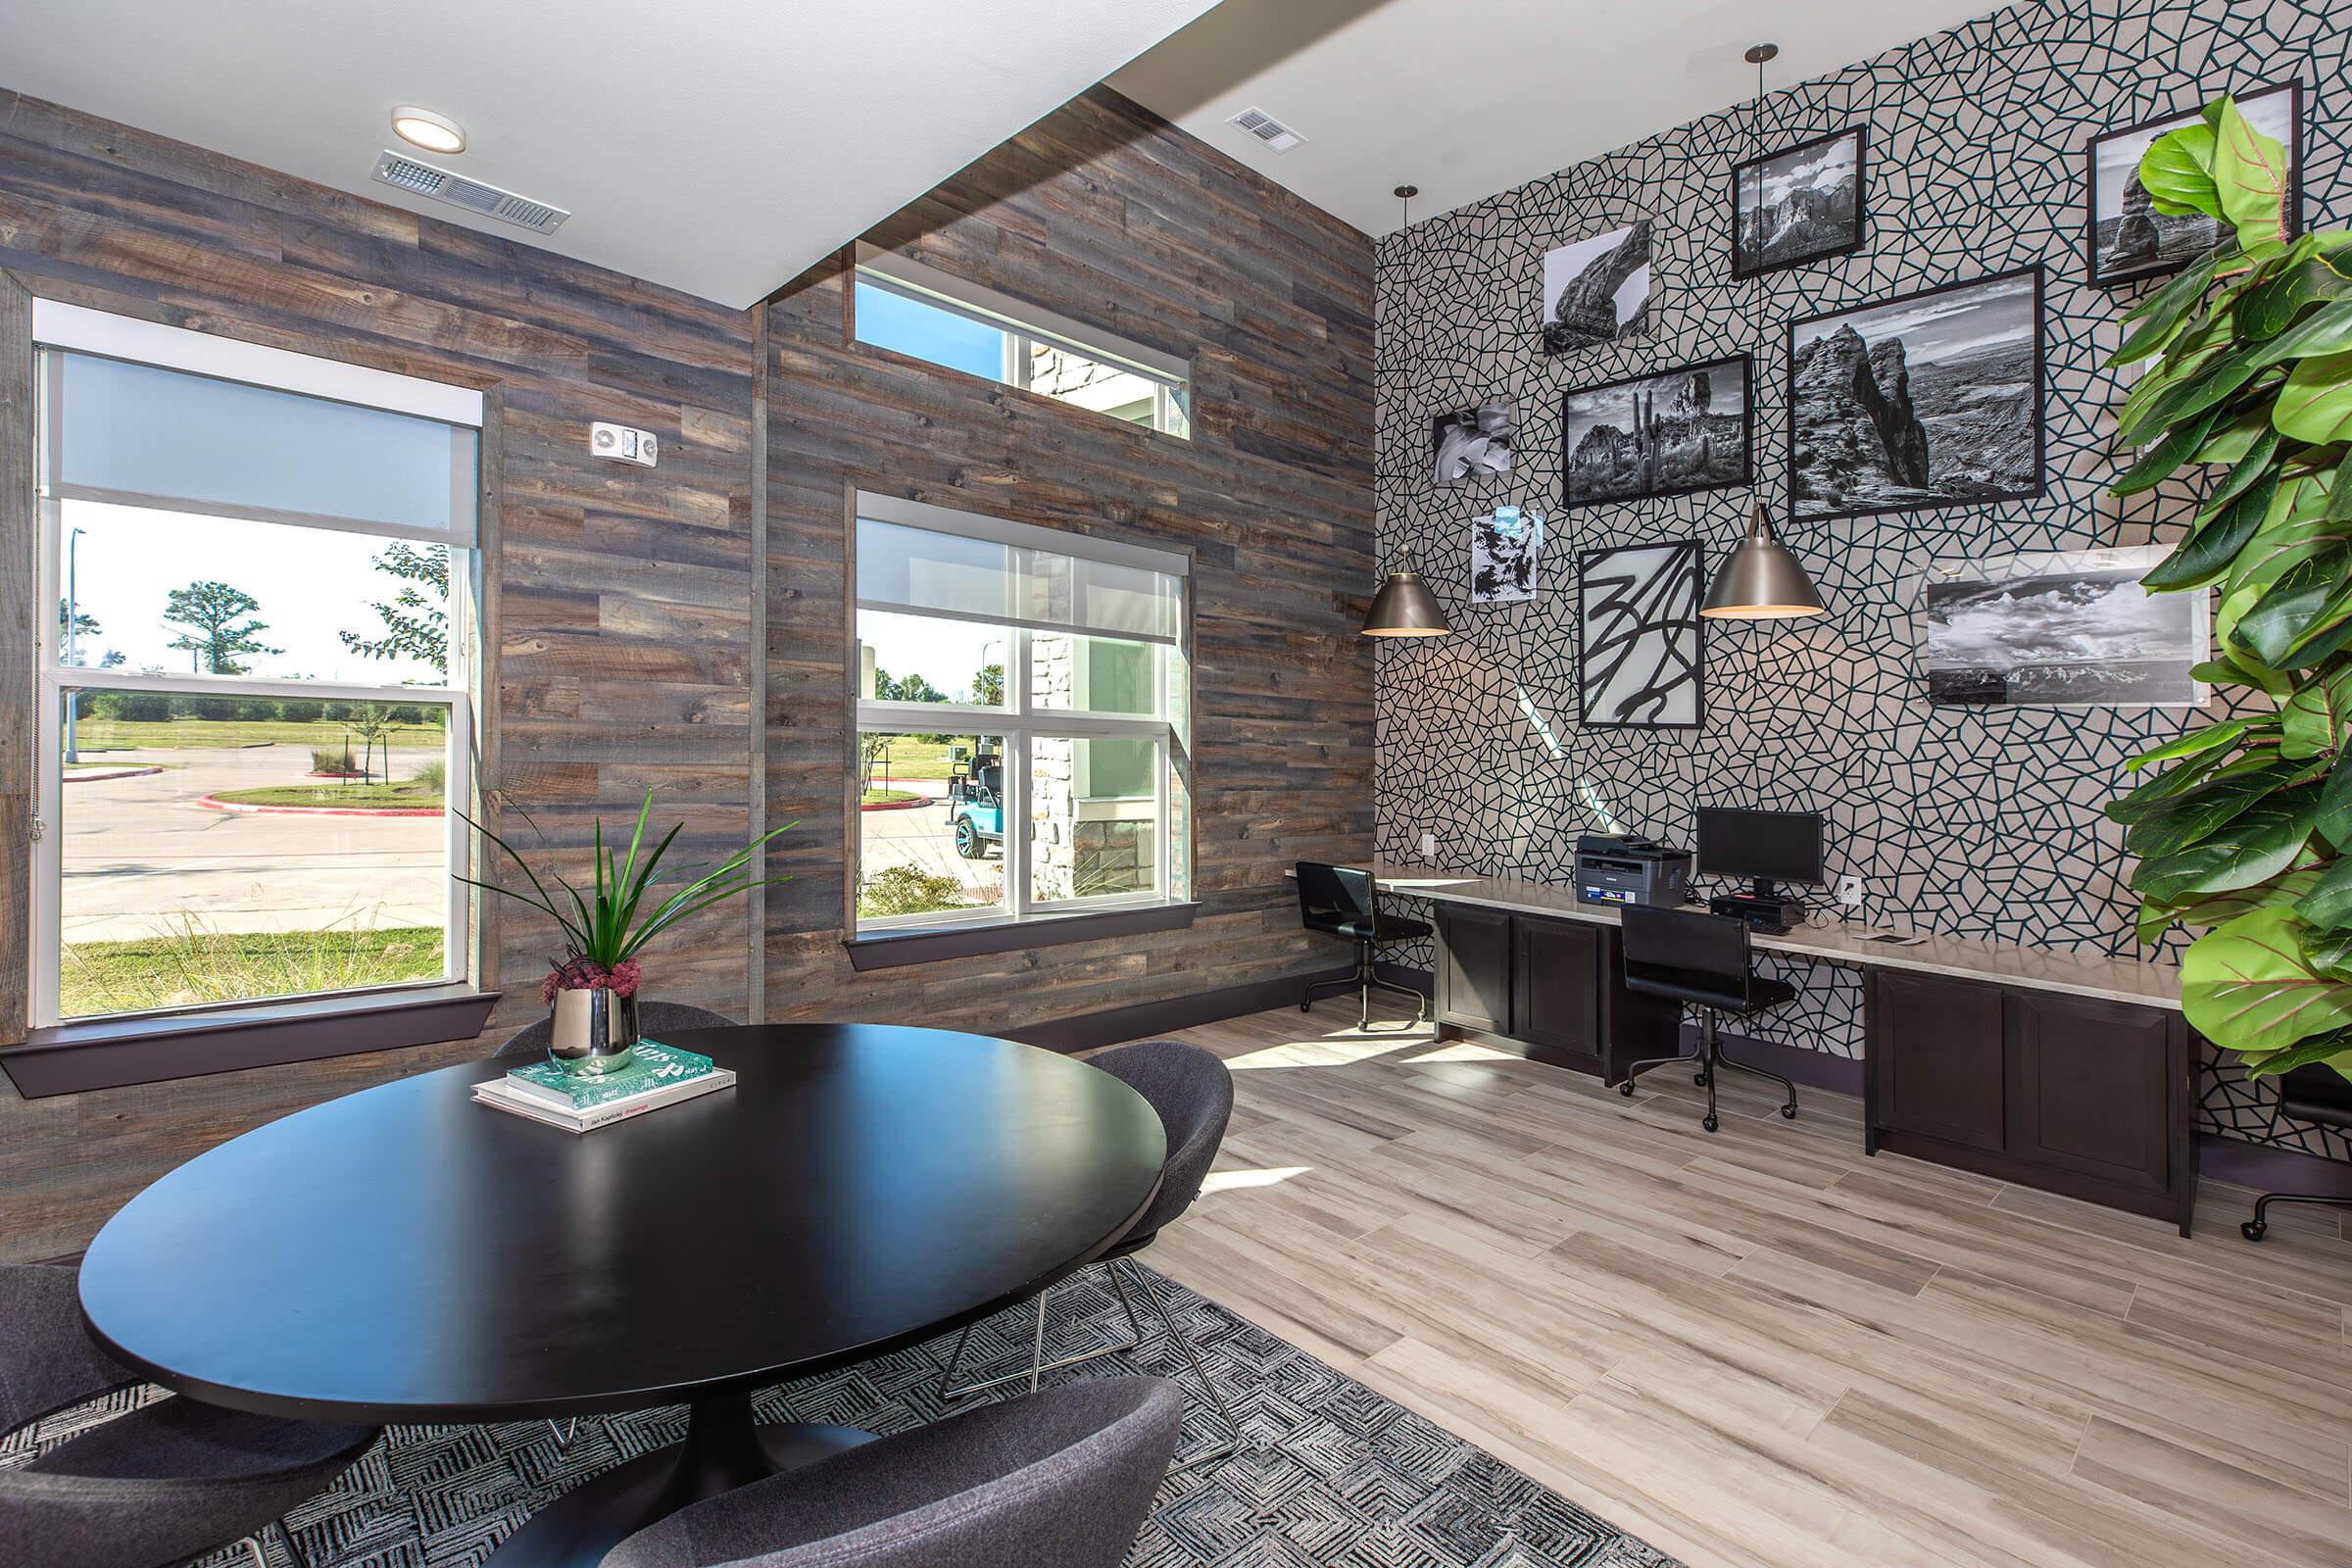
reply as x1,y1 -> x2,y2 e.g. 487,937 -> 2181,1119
1732,126 -> 1866,278
2085,80 -> 2301,287
1578,540 -> 1703,729
1561,355 -> 1751,509
1788,267 -> 2043,524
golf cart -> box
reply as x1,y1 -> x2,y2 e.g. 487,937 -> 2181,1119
946,745 -> 1004,859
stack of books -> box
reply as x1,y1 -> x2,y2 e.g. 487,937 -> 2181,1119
472,1040 -> 734,1133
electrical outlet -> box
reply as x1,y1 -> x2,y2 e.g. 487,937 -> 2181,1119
1419,832 -> 1437,859
1836,873 -> 1865,908
590,421 -> 659,466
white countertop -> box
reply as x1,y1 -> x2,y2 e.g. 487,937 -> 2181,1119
1315,862 -> 2182,1012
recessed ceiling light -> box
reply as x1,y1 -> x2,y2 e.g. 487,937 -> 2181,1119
390,107 -> 466,155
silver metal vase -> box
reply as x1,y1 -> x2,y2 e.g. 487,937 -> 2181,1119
548,988 -> 639,1075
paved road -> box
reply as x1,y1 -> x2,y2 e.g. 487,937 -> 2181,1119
859,786 -> 1004,905
62,744 -> 445,944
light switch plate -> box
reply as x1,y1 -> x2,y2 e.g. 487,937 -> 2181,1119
590,421 -> 658,466
1419,832 -> 1437,858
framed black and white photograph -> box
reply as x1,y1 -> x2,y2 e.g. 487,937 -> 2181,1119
1788,268 -> 2042,524
1541,221 -> 1652,355
1923,545 -> 2207,707
1470,505 -> 1543,606
1732,127 -> 1866,278
2086,80 -> 2302,287
1432,401 -> 1515,485
1578,540 -> 1703,729
1561,356 -> 1751,509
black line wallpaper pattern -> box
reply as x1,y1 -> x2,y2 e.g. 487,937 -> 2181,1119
1369,0 -> 2351,1157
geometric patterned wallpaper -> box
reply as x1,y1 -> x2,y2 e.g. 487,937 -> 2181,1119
1371,0 -> 2351,1156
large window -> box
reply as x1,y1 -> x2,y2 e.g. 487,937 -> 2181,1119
29,302 -> 482,1025
852,245 -> 1192,438
853,494 -> 1190,936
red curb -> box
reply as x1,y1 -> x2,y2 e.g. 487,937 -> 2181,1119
63,765 -> 164,783
858,795 -> 936,813
198,794 -> 445,817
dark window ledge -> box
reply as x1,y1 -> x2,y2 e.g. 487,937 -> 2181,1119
844,902 -> 1199,972
4,984 -> 501,1099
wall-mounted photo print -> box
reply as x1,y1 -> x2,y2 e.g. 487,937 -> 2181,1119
1923,546 -> 2207,707
2086,81 -> 2301,287
1541,221 -> 1652,355
1733,127 -> 1865,278
1561,356 -> 1751,509
1470,506 -> 1544,606
1578,540 -> 1703,729
1432,402 -> 1515,485
1788,268 -> 2042,523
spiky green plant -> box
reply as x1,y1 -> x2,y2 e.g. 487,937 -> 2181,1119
2107,94 -> 2352,1082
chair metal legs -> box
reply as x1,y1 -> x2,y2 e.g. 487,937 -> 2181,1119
1123,1255 -> 1241,1476
1301,939 -> 1430,1028
2241,1191 -> 2352,1242
234,1520 -> 310,1568
1617,1009 -> 1797,1133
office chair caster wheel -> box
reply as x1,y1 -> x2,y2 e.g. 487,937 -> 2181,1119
1618,1081 -> 1636,1097
1781,1104 -> 1797,1119
1299,1001 -> 1310,1012
1702,1113 -> 1719,1133
1693,1071 -> 1710,1087
2241,1220 -> 2267,1242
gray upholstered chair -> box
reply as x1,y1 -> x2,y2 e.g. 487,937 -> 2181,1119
939,1041 -> 1238,1471
497,1000 -> 738,1449
605,1377 -> 1180,1568
0,1263 -> 377,1568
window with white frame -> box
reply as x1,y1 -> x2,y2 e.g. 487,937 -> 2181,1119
852,245 -> 1192,438
28,302 -> 482,1024
852,493 -> 1190,934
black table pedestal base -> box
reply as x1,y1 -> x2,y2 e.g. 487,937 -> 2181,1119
487,1391 -> 873,1566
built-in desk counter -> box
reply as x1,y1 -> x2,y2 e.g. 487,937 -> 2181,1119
1302,862 -> 2196,1235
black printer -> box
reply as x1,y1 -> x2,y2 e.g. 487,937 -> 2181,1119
1574,834 -> 1692,908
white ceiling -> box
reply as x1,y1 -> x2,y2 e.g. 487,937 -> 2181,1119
0,0 -> 1222,308
1113,0 -> 2009,236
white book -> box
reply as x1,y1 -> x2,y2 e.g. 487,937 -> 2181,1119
471,1068 -> 734,1133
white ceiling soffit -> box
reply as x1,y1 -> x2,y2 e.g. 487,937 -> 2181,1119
1112,0 -> 2009,236
0,0 -> 1223,309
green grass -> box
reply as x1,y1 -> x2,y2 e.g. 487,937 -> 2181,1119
61,921 -> 446,1018
72,716 -> 444,752
859,787 -> 924,806
860,735 -> 987,782
211,781 -> 445,808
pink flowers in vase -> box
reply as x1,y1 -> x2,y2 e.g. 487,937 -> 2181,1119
540,957 -> 642,1005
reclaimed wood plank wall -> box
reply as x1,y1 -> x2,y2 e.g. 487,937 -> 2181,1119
0,82 -> 1374,1260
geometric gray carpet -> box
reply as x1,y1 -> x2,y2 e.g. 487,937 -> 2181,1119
2,1264 -> 1682,1567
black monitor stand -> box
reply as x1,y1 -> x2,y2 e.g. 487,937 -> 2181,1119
1708,877 -> 1807,934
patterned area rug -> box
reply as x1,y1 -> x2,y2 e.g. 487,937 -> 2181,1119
2,1265 -> 1680,1567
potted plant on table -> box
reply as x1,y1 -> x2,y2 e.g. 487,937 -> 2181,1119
2106,94 -> 2352,1085
458,791 -> 791,1074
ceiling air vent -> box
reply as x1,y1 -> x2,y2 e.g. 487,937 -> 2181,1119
1226,107 -> 1305,154
369,151 -> 570,235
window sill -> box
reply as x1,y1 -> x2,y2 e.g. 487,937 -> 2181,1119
4,983 -> 501,1099
844,902 -> 1199,971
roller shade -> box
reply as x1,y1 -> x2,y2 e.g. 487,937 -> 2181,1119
856,514 -> 1184,646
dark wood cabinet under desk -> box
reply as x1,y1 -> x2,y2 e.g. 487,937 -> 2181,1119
1866,970 -> 2195,1235
1433,906 -> 1679,1079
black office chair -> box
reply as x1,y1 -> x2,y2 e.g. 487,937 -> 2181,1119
1614,906 -> 1798,1134
2241,1064 -> 2352,1243
0,1263 -> 378,1568
1295,862 -> 1432,1028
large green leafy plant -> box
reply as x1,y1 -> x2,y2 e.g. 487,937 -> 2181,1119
2107,95 -> 2352,1082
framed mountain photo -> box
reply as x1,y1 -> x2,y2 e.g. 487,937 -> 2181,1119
1561,356 -> 1751,509
1732,127 -> 1865,278
2085,81 -> 2302,287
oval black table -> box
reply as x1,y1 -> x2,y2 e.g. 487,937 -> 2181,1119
77,1023 -> 1166,1565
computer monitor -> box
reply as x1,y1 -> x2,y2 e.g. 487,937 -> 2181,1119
1694,808 -> 1825,899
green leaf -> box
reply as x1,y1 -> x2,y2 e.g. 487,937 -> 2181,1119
2235,543 -> 2352,665
2305,926 -> 2352,985
2138,120 -> 2222,220
2301,855 -> 2352,929
2126,760 -> 2310,860
2108,744 -> 2240,824
2220,475 -> 2348,604
2281,665 -> 2352,760
2190,410 -> 2278,468
2143,468 -> 2278,590
2112,404 -> 2222,494
2180,906 -> 2352,1055
2238,244 -> 2352,339
2209,95 -> 2293,243
2113,239 -> 2237,365
2132,786 -> 2321,902
2158,864 -> 2327,936
2189,650 -> 2293,700
2239,1025 -> 2352,1078
2128,718 -> 2249,772
2274,350 -> 2352,444
2321,753 -> 2352,851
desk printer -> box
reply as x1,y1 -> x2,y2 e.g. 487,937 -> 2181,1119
1574,834 -> 1692,907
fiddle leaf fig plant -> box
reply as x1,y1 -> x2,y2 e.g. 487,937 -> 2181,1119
2107,93 -> 2352,1084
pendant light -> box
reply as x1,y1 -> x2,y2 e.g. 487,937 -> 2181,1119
1701,45 -> 1827,621
1364,183 -> 1454,638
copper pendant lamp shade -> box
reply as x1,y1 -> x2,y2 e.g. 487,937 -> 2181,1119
1363,568 -> 1451,636
1700,503 -> 1825,618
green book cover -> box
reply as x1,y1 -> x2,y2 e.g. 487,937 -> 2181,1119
505,1039 -> 717,1109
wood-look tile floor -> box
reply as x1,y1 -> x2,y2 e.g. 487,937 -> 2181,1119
1129,999 -> 2352,1568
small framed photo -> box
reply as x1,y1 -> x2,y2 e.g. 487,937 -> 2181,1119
1561,356 -> 1751,510
1432,401 -> 1515,485
1732,127 -> 1866,278
1470,506 -> 1544,607
1541,221 -> 1652,355
1577,540 -> 1704,730
2085,80 -> 2302,287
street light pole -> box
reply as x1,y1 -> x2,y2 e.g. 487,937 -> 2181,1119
64,525 -> 84,763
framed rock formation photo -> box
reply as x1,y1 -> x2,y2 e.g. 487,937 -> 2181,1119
1560,356 -> 1751,509
2085,80 -> 2301,286
1732,127 -> 1865,278
1787,268 -> 2042,524
1541,221 -> 1652,355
